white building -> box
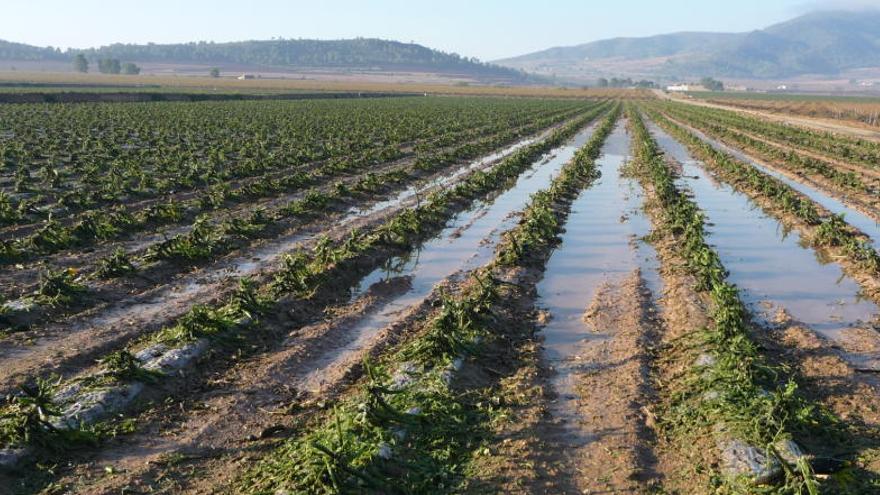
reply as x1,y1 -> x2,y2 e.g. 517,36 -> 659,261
666,84 -> 709,92
237,74 -> 255,80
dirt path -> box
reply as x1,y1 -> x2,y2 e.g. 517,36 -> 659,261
464,272 -> 670,495
646,232 -> 717,493
655,90 -> 880,143
570,271 -> 661,492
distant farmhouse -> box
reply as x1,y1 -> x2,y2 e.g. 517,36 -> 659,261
666,84 -> 707,92
237,73 -> 256,80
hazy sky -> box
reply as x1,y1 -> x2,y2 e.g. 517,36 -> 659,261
0,0 -> 871,60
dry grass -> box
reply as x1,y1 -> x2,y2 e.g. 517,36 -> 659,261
0,70 -> 649,99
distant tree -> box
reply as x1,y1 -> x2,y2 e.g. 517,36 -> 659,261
209,67 -> 220,78
700,77 -> 724,91
608,77 -> 633,88
597,77 -> 609,88
121,62 -> 141,75
73,54 -> 89,73
98,58 -> 121,74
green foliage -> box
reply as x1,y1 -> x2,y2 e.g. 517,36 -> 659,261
0,378 -> 61,448
95,247 -> 137,279
98,350 -> 158,383
121,62 -> 141,75
72,54 -> 88,73
35,267 -> 85,306
97,58 -> 121,74
700,77 -> 724,91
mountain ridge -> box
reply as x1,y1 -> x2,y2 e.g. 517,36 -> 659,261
496,10 -> 880,80
0,37 -> 529,82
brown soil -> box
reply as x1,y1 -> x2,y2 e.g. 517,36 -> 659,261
750,305 -> 880,487
24,268 -> 459,494
661,92 -> 880,143
0,125 -> 549,398
569,270 -> 662,493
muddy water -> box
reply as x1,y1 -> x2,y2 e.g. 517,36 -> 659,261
677,120 -> 880,247
535,121 -> 660,445
649,122 -> 879,341
0,132 -> 556,386
296,123 -> 602,393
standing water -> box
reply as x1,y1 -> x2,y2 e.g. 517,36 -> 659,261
675,119 -> 880,247
536,121 -> 660,443
296,123 -> 603,392
649,121 -> 879,342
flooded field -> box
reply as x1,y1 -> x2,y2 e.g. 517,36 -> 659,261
650,122 -> 879,342
4,95 -> 880,495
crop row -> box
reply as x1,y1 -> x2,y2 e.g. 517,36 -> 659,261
627,106 -> 819,491
646,108 -> 880,282
0,106 -> 610,466
665,101 -> 880,170
659,103 -> 871,194
0,103 -> 580,264
0,102 -> 610,331
0,98 -> 585,232
236,105 -> 621,494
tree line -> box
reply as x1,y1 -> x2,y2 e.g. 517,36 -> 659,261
4,38 -> 530,80
596,77 -> 658,89
73,54 -> 140,74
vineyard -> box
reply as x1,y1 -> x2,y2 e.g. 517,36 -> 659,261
1,91 -> 880,495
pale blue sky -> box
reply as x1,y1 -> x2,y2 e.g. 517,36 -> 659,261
0,0 -> 869,60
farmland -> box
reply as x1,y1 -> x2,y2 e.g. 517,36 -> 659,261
1,88 -> 880,495
688,91 -> 880,128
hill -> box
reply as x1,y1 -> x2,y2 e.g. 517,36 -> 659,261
0,38 -> 529,83
0,40 -> 67,61
496,10 -> 880,80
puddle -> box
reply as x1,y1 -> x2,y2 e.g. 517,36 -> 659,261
649,121 -> 879,342
296,123 -> 602,393
535,121 -> 661,446
677,120 -> 880,248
